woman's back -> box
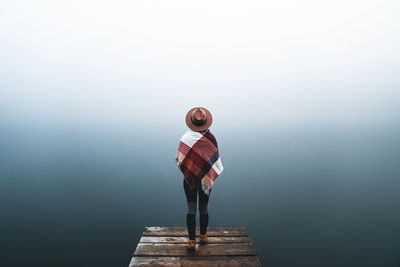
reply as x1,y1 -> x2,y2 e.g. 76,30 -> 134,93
175,107 -> 223,254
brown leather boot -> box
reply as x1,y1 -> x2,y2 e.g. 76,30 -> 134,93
199,234 -> 208,245
187,239 -> 196,254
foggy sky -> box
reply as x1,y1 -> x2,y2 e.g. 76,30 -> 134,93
1,0 -> 399,130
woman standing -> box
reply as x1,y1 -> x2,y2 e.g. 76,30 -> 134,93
175,107 -> 224,254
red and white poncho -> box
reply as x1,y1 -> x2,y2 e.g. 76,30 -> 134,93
175,129 -> 223,196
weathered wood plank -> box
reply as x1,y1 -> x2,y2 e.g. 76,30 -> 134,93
130,227 -> 261,266
129,256 -> 261,267
134,243 -> 256,257
143,227 -> 248,237
139,236 -> 251,243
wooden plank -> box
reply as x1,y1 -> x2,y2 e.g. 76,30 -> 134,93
129,256 -> 261,266
142,227 -> 248,237
139,236 -> 251,243
130,226 -> 261,266
134,243 -> 256,257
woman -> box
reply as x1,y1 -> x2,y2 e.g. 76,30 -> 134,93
175,107 -> 224,254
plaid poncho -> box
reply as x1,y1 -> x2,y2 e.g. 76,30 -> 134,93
175,129 -> 223,196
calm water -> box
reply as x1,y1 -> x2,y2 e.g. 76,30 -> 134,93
1,118 -> 400,267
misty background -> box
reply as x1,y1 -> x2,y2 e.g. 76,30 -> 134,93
1,1 -> 400,266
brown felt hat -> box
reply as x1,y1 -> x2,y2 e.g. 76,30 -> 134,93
185,107 -> 213,132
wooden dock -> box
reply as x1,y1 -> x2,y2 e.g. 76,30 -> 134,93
129,226 -> 261,266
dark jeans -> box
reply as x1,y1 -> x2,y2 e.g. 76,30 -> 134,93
183,179 -> 211,239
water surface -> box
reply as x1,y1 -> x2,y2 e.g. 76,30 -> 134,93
1,118 -> 400,267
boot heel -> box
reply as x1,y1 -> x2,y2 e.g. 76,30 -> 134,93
187,239 -> 196,254
199,234 -> 208,245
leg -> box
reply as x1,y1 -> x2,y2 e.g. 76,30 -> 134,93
198,187 -> 211,235
183,179 -> 197,240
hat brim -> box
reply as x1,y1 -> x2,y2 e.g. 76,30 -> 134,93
185,107 -> 213,132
